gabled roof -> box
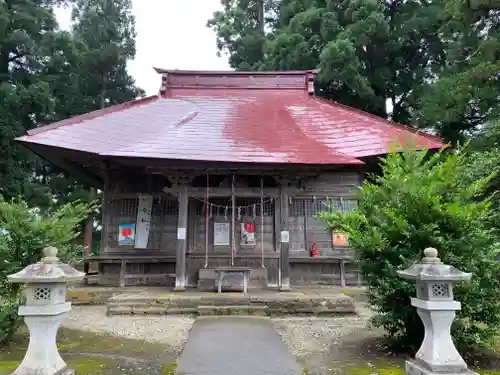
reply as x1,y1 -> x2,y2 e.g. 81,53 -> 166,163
17,69 -> 444,166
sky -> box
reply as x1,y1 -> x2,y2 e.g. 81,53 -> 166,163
55,0 -> 231,96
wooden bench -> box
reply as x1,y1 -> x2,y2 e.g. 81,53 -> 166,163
214,266 -> 252,294
83,255 -> 176,287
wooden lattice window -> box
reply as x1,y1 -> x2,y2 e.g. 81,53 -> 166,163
288,198 -> 357,255
104,195 -> 178,249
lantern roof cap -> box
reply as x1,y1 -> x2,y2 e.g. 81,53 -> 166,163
397,248 -> 472,282
7,247 -> 85,284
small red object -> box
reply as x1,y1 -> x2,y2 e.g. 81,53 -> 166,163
309,232 -> 318,257
310,243 -> 318,257
122,227 -> 132,237
245,222 -> 255,233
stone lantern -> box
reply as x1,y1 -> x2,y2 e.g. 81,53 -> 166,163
7,246 -> 85,375
398,247 -> 477,375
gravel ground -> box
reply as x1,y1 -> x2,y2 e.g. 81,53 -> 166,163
273,305 -> 382,375
63,306 -> 195,350
63,304 -> 379,375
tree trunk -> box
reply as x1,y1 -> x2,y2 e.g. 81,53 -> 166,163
83,81 -> 107,257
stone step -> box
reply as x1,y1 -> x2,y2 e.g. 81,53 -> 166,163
108,296 -> 254,307
105,292 -> 356,316
197,305 -> 268,316
106,304 -> 198,316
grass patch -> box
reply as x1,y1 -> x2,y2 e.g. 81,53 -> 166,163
0,356 -> 113,375
340,360 -> 500,375
161,362 -> 178,375
342,361 -> 405,375
0,327 -> 176,375
1,327 -> 166,358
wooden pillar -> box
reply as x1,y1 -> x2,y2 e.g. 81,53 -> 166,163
279,184 -> 291,291
99,189 -> 107,255
98,163 -> 109,256
340,259 -> 346,287
174,185 -> 188,291
84,187 -> 96,257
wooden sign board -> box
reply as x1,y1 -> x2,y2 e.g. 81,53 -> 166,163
332,231 -> 349,247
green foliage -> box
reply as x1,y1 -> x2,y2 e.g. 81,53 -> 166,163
71,0 -> 144,110
0,297 -> 21,345
207,0 -> 445,123
415,0 -> 500,142
319,146 -> 500,351
0,0 -> 60,209
0,198 -> 99,291
0,197 -> 98,343
208,0 -> 499,143
0,0 -> 143,213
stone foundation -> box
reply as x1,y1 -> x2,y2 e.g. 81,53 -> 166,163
106,290 -> 356,316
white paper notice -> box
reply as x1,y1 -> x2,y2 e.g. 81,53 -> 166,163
214,222 -> 230,246
177,227 -> 187,240
280,230 -> 290,243
135,195 -> 153,249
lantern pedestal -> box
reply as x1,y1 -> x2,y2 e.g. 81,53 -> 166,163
406,360 -> 477,375
413,300 -> 466,372
7,247 -> 85,375
13,314 -> 73,375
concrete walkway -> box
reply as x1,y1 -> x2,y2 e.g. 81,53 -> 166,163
176,317 -> 302,375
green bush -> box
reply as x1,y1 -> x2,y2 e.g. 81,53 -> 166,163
319,147 -> 500,351
0,197 -> 98,344
0,297 -> 22,344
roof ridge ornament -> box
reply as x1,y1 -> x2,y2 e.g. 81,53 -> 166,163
307,73 -> 315,95
159,74 -> 168,96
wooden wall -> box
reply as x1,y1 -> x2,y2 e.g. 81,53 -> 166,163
288,171 -> 360,285
99,168 -> 362,287
188,197 -> 276,254
289,259 -> 361,286
289,171 -> 359,258
104,195 -> 178,253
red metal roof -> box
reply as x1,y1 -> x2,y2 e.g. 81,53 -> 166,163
17,70 -> 444,165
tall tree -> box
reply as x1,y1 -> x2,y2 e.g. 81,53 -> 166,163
415,0 -> 500,142
68,0 -> 144,254
71,0 -> 143,111
0,0 -> 66,208
38,0 -> 143,211
0,0 -> 142,225
208,0 -> 268,70
208,0 -> 446,123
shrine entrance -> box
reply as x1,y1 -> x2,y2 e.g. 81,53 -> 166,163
191,174 -> 278,292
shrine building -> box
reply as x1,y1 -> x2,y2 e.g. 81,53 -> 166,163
16,69 -> 444,290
